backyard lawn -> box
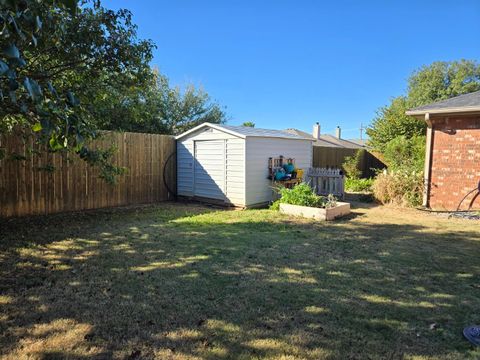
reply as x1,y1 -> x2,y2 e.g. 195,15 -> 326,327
1,203 -> 480,359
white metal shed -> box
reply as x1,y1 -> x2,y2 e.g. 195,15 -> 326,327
175,123 -> 313,207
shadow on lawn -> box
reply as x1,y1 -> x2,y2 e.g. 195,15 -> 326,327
1,203 -> 480,359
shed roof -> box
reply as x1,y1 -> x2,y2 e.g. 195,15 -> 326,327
406,90 -> 480,116
285,128 -> 364,149
175,122 -> 313,141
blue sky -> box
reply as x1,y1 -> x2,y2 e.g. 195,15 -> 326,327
103,0 -> 480,139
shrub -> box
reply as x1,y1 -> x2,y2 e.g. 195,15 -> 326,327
342,150 -> 364,179
345,178 -> 374,192
270,183 -> 337,209
383,135 -> 425,172
372,170 -> 423,207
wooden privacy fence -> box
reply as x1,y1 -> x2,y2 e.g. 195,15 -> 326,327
312,146 -> 385,178
306,167 -> 345,198
0,131 -> 176,217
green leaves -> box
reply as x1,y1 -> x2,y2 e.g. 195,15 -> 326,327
32,122 -> 42,132
47,82 -> 59,99
0,60 -> 8,75
8,78 -> 19,91
23,77 -> 43,102
383,135 -> 426,172
60,0 -> 79,15
0,0 -> 157,184
368,60 -> 480,152
66,91 -> 80,107
2,44 -> 20,59
277,183 -> 328,209
35,16 -> 42,32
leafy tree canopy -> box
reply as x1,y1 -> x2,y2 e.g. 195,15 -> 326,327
96,70 -> 227,135
0,0 -> 155,181
0,0 -> 227,181
382,135 -> 426,172
1,0 -> 154,142
241,121 -> 255,127
367,60 -> 480,152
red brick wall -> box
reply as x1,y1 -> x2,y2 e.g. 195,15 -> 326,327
429,115 -> 480,210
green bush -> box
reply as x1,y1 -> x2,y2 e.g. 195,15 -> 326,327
270,183 -> 337,209
383,135 -> 425,172
342,150 -> 364,179
345,178 -> 374,192
372,170 -> 423,207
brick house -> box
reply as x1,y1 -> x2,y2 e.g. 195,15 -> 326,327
406,91 -> 480,210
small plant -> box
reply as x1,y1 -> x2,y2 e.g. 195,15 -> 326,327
325,194 -> 337,208
345,178 -> 374,192
271,183 -> 338,209
269,199 -> 281,210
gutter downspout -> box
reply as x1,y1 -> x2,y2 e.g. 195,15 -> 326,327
423,113 -> 433,207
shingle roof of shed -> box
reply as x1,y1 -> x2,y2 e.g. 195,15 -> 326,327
406,90 -> 480,116
175,122 -> 313,140
218,124 -> 310,139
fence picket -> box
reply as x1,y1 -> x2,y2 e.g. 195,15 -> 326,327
306,167 -> 345,198
0,131 -> 176,217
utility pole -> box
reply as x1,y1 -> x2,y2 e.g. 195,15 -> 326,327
359,123 -> 366,140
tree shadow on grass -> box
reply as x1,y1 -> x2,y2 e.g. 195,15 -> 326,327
1,203 -> 480,359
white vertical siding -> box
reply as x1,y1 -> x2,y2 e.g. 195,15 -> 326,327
176,127 -> 246,206
225,139 -> 245,205
193,140 -> 226,200
245,138 -> 312,206
177,141 -> 194,196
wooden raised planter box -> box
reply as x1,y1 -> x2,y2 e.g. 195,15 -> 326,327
279,202 -> 351,221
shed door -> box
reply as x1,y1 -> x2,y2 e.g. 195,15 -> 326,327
194,140 -> 225,200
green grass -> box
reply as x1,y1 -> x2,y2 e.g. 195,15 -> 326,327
1,203 -> 480,359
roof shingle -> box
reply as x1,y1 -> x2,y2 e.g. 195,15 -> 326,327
218,124 -> 310,140
406,90 -> 480,115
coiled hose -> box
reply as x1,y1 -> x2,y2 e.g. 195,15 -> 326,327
162,151 -> 177,200
454,180 -> 480,212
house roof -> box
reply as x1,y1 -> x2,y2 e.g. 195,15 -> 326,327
406,90 -> 480,116
175,122 -> 313,141
347,138 -> 368,147
285,128 -> 364,149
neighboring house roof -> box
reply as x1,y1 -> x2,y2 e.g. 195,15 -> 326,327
406,90 -> 480,116
285,128 -> 364,149
175,122 -> 313,141
347,138 -> 368,147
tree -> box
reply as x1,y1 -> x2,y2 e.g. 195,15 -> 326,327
342,149 -> 364,179
382,135 -> 425,172
0,0 -> 155,181
97,70 -> 227,135
241,121 -> 255,127
407,60 -> 480,108
367,60 -> 480,152
367,96 -> 426,152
